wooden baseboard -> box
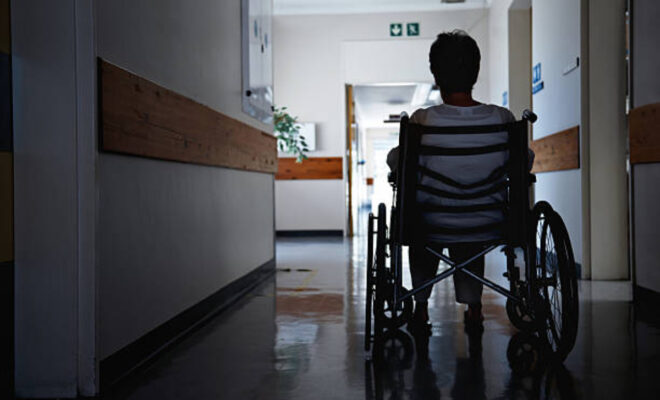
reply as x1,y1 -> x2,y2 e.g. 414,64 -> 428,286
630,103 -> 660,164
100,258 -> 275,390
530,126 -> 580,173
99,59 -> 277,174
275,157 -> 343,180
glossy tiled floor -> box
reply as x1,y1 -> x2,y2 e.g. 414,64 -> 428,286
106,237 -> 660,400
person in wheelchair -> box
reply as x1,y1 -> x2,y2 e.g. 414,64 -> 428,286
386,30 -> 535,334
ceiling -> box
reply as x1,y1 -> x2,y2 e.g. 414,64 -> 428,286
274,0 -> 488,16
353,83 -> 440,128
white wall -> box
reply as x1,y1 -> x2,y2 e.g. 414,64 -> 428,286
531,0 -> 583,265
488,0 -> 512,107
275,180 -> 344,231
633,165 -> 660,293
12,0 -> 97,396
532,0 -> 629,280
98,157 -> 274,358
585,0 -> 628,280
507,1 -> 531,119
97,0 -> 272,134
632,0 -> 660,293
632,0 -> 660,108
96,0 -> 275,359
273,8 -> 490,231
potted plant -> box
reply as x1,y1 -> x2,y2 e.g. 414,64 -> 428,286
273,106 -> 309,163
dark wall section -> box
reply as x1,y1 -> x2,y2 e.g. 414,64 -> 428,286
631,0 -> 660,297
0,0 -> 12,397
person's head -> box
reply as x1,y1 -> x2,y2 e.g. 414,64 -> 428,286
429,30 -> 481,96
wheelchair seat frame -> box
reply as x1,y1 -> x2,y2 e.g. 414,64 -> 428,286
364,110 -> 579,362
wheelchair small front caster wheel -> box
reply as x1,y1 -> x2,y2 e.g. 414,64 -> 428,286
507,331 -> 544,375
379,285 -> 413,329
372,329 -> 414,369
506,297 -> 535,332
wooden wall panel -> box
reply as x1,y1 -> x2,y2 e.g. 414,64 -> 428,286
530,126 -> 580,173
630,103 -> 660,164
276,157 -> 343,180
99,59 -> 277,173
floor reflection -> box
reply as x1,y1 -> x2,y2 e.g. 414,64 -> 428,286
105,237 -> 660,400
365,329 -> 581,400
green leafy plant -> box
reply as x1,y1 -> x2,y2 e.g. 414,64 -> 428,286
273,106 -> 309,163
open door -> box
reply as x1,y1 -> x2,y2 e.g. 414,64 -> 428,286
345,84 -> 356,236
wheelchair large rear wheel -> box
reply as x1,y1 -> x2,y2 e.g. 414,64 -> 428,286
365,213 -> 375,351
532,201 -> 579,361
373,204 -> 388,338
372,204 -> 413,331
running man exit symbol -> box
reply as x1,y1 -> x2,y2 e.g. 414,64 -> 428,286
407,23 -> 419,36
533,63 -> 542,84
390,23 -> 403,37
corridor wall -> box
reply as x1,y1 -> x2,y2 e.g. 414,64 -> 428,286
12,1 -> 97,396
12,0 -> 277,396
96,0 -> 275,360
0,0 -> 12,395
531,0 -> 583,266
632,0 -> 660,294
273,8 -> 490,232
532,0 -> 628,280
487,0 -> 513,108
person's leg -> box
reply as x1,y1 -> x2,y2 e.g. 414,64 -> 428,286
408,243 -> 440,326
409,243 -> 440,302
449,245 -> 485,323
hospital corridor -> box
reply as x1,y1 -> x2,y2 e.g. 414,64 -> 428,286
2,0 -> 660,399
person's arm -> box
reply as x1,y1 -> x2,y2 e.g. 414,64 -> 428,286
386,110 -> 426,173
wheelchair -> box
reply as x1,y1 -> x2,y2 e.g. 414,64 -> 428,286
365,110 -> 579,361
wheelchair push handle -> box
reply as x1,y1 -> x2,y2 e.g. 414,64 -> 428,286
522,109 -> 538,123
388,172 -> 396,184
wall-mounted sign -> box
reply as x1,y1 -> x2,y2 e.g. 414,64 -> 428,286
532,81 -> 544,95
390,23 -> 403,37
241,0 -> 273,123
502,91 -> 508,106
533,63 -> 542,84
407,23 -> 419,36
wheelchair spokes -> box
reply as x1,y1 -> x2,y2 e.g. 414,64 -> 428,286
364,213 -> 375,351
532,201 -> 579,361
365,204 -> 413,352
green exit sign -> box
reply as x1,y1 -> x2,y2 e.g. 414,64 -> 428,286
390,23 -> 403,37
407,23 -> 419,36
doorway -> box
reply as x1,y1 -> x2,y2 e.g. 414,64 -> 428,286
345,82 -> 438,236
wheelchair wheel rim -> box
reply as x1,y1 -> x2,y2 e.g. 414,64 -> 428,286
535,211 -> 565,354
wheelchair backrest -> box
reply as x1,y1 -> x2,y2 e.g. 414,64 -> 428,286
394,114 -> 531,247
